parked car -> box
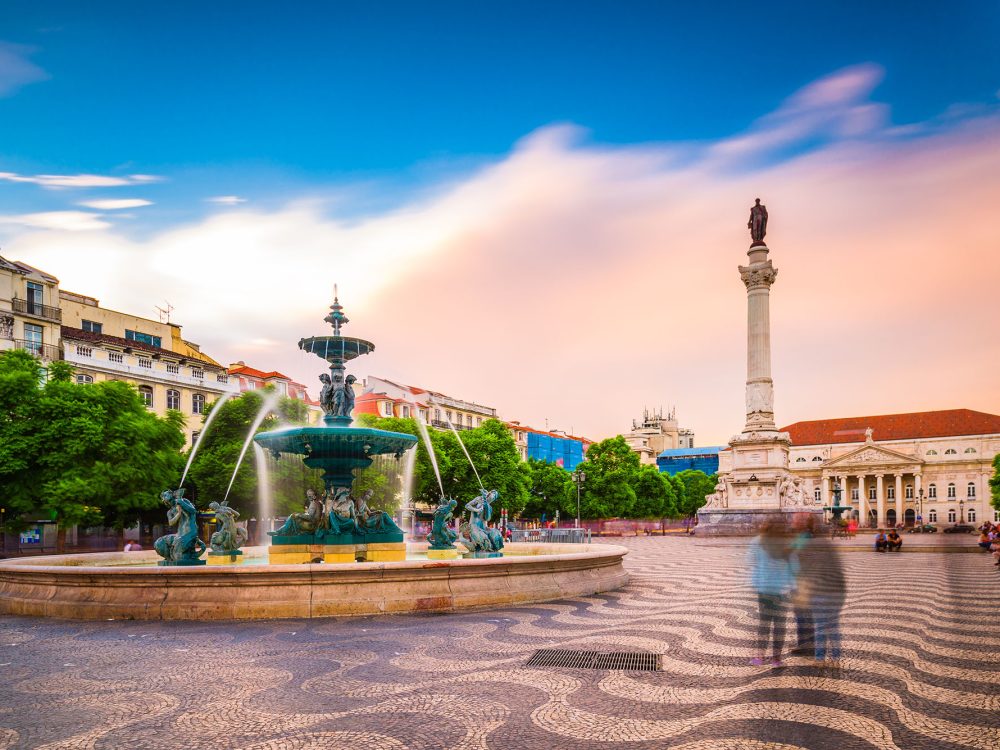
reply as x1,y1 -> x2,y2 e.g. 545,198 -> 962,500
942,524 -> 976,534
907,523 -> 937,534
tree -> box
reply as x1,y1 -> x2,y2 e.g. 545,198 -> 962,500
630,464 -> 679,519
0,350 -> 187,550
444,419 -> 530,516
573,436 -> 641,519
523,458 -> 572,520
184,389 -> 311,516
675,469 -> 717,519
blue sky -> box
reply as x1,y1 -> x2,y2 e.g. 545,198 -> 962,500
1,1 -> 998,222
1,2 -> 999,440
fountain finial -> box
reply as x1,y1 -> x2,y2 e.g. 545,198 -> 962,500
324,285 -> 349,335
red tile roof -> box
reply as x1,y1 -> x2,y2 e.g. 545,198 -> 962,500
781,409 -> 1000,446
228,364 -> 292,381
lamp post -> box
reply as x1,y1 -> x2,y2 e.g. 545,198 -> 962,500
959,497 -> 965,525
571,470 -> 586,529
917,488 -> 924,525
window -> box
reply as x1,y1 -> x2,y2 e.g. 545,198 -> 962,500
138,385 -> 153,408
125,329 -> 162,348
26,281 -> 43,313
466,414 -> 472,427
192,393 -> 206,415
138,357 -> 152,369
868,487 -> 876,500
81,320 -> 103,334
401,405 -> 410,418
23,323 -> 42,355
928,483 -> 937,499
166,389 -> 180,410
382,401 -> 393,417
190,367 -> 204,380
166,362 -> 179,374
477,417 -> 483,426
947,483 -> 956,499
947,509 -> 956,523
905,485 -> 913,499
434,408 -> 441,421
76,345 -> 92,357
851,489 -> 859,500
926,450 -> 938,456
967,482 -> 976,498
944,448 -> 957,455
191,431 -> 201,446
887,487 -> 895,500
216,373 -> 228,383
928,509 -> 937,523
446,410 -> 453,423
76,374 -> 93,384
108,351 -> 124,364
795,457 -> 806,462
812,456 -> 823,461
964,447 -> 976,454
968,509 -> 976,523
995,509 -> 1000,523
814,488 -> 821,502
419,409 -> 428,422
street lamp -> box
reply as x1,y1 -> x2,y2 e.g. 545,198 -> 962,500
917,488 -> 924,525
959,497 -> 965,525
571,470 -> 586,529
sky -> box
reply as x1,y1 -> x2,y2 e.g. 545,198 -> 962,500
1,2 -> 999,444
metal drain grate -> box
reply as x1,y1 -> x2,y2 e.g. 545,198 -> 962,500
526,649 -> 661,672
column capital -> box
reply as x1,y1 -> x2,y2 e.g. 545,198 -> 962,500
739,260 -> 778,290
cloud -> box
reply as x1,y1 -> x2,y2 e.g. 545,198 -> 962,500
0,42 -> 48,97
207,195 -> 247,205
77,198 -> 153,210
0,172 -> 162,189
5,67 -> 1000,443
0,211 -> 109,231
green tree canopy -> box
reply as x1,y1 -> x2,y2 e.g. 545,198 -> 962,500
990,454 -> 1000,513
0,350 -> 187,549
675,469 -> 717,518
573,436 -> 641,519
630,464 -> 679,519
523,458 -> 572,520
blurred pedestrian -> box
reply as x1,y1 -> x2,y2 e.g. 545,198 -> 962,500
748,520 -> 798,667
797,521 -> 847,668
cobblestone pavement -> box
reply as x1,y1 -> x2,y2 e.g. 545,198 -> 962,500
1,538 -> 998,750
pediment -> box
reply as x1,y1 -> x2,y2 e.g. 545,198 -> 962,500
824,443 -> 921,468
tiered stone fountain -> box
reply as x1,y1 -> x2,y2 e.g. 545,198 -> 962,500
254,294 -> 417,564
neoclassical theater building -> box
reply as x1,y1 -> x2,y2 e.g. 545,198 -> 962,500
781,409 -> 1000,528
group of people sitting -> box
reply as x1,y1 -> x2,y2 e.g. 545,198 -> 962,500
977,522 -> 1000,566
873,528 -> 903,552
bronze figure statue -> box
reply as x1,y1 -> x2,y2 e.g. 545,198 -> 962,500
748,198 -> 768,244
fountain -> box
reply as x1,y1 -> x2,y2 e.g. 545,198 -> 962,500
0,292 -> 629,621
252,293 -> 417,564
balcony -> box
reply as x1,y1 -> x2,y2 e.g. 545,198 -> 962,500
431,419 -> 471,431
12,298 -> 62,323
0,338 -> 60,361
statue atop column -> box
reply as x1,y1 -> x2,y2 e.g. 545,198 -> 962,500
748,198 -> 768,245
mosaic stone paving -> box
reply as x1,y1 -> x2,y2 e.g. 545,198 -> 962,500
1,537 -> 998,750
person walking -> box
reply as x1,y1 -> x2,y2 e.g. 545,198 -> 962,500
797,525 -> 847,668
748,520 -> 798,667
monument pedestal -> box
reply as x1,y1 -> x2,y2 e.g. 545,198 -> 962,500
268,531 -> 406,564
207,551 -> 243,565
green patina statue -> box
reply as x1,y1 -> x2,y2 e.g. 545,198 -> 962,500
427,497 -> 458,550
458,489 -> 504,557
208,499 -> 248,554
154,489 -> 207,565
272,489 -> 324,536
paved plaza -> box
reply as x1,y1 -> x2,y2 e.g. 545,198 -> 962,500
1,537 -> 998,750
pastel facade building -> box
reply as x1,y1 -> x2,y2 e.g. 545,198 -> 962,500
227,361 -> 323,424
624,408 -> 695,465
60,290 -> 236,445
355,376 -> 497,429
508,423 -> 591,470
0,255 -> 62,363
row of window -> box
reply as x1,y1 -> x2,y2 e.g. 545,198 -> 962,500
77,375 -> 208,413
384,402 -> 483,428
927,508 -> 985,523
819,481 -> 979,501
74,345 -> 227,382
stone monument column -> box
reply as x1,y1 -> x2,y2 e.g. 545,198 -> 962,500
740,243 -> 778,432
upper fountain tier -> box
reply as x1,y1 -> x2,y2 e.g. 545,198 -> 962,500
298,293 -> 374,366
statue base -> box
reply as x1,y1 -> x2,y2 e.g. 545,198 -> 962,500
427,548 -> 460,560
157,558 -> 206,567
268,541 -> 406,564
463,551 -> 503,559
269,529 -> 404,546
207,551 -> 243,565
695,507 -> 822,536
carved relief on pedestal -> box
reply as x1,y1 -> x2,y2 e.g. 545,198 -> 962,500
703,477 -> 729,509
739,261 -> 778,290
745,381 -> 774,419
778,474 -> 807,507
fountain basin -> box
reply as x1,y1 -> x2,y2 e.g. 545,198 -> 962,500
0,543 -> 628,620
253,425 -> 417,459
